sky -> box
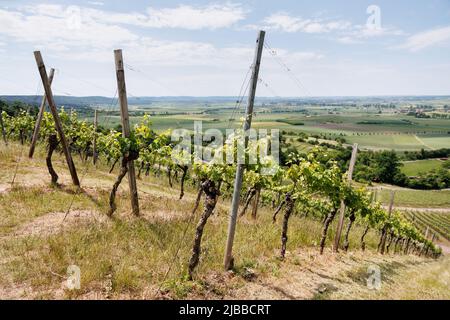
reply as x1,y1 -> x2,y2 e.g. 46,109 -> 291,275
0,0 -> 450,97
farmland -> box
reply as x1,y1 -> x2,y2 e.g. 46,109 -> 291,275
403,210 -> 450,242
375,186 -> 450,208
401,159 -> 446,176
1,94 -> 450,300
81,98 -> 450,151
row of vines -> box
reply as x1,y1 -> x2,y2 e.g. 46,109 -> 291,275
0,109 -> 442,279
403,210 -> 450,242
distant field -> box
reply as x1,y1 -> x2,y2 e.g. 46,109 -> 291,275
401,159 -> 444,176
346,134 -> 427,150
82,104 -> 450,151
377,187 -> 450,208
417,135 -> 450,149
403,211 -> 450,242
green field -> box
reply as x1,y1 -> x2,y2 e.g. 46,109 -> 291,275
83,101 -> 450,151
417,135 -> 450,149
377,187 -> 450,208
401,159 -> 445,176
346,134 -> 427,150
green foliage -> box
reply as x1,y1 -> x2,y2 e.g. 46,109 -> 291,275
354,150 -> 406,186
1,110 -> 34,143
0,99 -> 39,117
3,111 -> 441,257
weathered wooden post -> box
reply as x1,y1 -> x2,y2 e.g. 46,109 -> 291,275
334,143 -> 358,252
34,51 -> 80,187
0,108 -> 7,145
380,190 -> 395,254
251,188 -> 261,219
93,109 -> 98,165
29,68 -> 55,158
224,30 -> 265,270
114,49 -> 140,216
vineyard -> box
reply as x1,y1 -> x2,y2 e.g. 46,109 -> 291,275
403,210 -> 450,242
0,45 -> 447,300
0,108 -> 442,264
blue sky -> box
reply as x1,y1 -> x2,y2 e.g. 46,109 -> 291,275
0,0 -> 450,97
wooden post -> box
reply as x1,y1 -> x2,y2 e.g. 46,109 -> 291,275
387,190 -> 395,214
0,108 -> 7,145
29,68 -> 55,158
34,51 -> 80,187
93,109 -> 98,165
333,143 -> 358,252
424,226 -> 429,239
114,49 -> 139,216
380,190 -> 395,254
224,30 -> 265,270
251,188 -> 260,219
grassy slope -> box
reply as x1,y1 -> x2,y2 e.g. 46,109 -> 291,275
401,159 -> 444,176
0,143 -> 448,300
375,185 -> 450,208
329,255 -> 450,300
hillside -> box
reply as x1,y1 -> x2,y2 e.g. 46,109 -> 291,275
0,143 -> 448,299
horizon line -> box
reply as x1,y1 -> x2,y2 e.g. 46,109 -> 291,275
2,94 -> 450,99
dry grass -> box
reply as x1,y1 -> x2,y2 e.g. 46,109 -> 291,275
0,143 -> 448,300
330,255 -> 450,300
0,185 -> 380,299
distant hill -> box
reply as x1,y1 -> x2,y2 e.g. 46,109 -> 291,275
0,95 -> 110,108
0,95 -> 244,107
1,95 -> 449,109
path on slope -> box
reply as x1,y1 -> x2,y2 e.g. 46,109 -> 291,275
222,249 -> 450,300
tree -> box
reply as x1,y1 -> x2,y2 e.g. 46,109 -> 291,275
373,150 -> 403,183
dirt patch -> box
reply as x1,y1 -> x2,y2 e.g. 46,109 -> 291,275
0,282 -> 35,300
438,243 -> 450,255
0,279 -> 68,300
0,184 -> 10,194
11,210 -> 108,238
205,248 -> 431,300
392,206 -> 450,213
142,209 -> 187,222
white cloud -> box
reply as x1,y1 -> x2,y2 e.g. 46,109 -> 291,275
349,25 -> 404,38
262,12 -> 351,33
334,25 -> 405,45
87,1 -> 104,6
397,26 -> 450,51
258,12 -> 404,45
53,37 -> 323,70
262,46 -> 324,62
0,8 -> 138,51
24,3 -> 246,31
336,36 -> 363,44
142,4 -> 246,29
0,5 -> 321,69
